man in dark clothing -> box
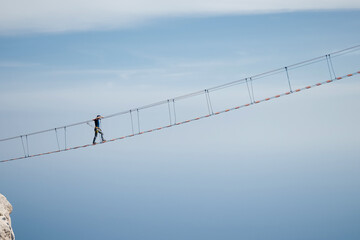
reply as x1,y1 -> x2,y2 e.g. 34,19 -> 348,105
93,115 -> 105,144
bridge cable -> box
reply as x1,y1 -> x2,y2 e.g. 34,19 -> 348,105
0,70 -> 359,163
55,128 -> 60,151
173,99 -> 177,124
137,109 -> 140,133
1,45 -> 359,144
167,100 -> 172,125
25,135 -> 29,158
329,54 -> 337,78
20,136 -> 26,158
285,67 -> 293,93
64,127 -> 67,150
130,110 -> 134,135
245,78 -> 253,103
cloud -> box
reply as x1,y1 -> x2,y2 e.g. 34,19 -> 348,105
0,0 -> 359,34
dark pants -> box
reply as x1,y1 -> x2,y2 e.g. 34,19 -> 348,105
93,127 -> 105,143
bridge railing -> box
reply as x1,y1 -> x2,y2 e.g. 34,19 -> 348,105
1,45 -> 359,161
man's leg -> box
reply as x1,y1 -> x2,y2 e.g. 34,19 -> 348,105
93,129 -> 98,144
99,129 -> 105,142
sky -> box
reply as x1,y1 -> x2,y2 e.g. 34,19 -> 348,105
0,1 -> 360,240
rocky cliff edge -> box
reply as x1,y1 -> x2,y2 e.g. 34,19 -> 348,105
0,194 -> 15,240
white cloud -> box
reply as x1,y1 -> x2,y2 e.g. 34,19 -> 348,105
0,0 -> 359,34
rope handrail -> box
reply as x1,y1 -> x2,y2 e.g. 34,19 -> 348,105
0,45 -> 359,142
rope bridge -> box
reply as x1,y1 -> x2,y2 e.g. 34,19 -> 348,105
1,45 -> 359,163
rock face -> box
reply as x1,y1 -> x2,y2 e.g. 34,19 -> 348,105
0,194 -> 15,240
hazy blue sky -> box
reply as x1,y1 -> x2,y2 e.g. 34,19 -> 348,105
0,2 -> 360,240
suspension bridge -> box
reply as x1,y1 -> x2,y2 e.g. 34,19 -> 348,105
1,45 -> 359,163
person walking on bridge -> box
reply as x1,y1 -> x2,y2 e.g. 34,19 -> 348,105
93,115 -> 105,144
